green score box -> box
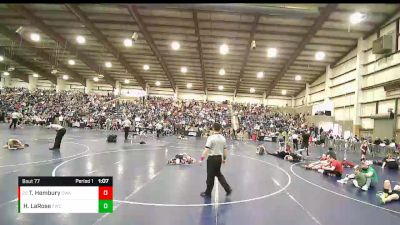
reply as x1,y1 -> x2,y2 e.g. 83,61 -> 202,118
99,200 -> 113,213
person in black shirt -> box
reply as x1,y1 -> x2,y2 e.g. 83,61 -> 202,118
374,153 -> 399,170
301,131 -> 311,156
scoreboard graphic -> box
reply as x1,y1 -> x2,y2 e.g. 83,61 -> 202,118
18,176 -> 113,213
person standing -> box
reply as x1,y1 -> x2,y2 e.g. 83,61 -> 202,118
47,123 -> 66,150
199,122 -> 232,197
9,110 -> 20,129
292,131 -> 299,151
301,130 -> 311,156
155,121 -> 163,138
122,118 -> 132,140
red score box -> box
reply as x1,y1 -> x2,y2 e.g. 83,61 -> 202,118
99,186 -> 113,200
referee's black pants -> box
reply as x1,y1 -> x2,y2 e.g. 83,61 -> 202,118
124,127 -> 130,140
53,128 -> 66,149
9,118 -> 17,129
205,155 -> 231,195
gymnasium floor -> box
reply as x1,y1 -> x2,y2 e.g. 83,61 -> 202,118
0,124 -> 399,225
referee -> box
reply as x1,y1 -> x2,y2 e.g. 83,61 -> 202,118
47,123 -> 66,150
199,122 -> 232,197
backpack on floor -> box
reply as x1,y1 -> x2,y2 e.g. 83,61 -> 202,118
107,134 -> 117,143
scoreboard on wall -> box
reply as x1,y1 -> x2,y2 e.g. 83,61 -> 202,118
18,176 -> 113,213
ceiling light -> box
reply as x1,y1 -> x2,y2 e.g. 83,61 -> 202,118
187,83 -> 192,89
219,68 -> 225,76
62,75 -> 69,80
250,88 -> 255,93
30,33 -> 40,42
143,64 -> 150,71
105,61 -> 112,68
219,44 -> 229,55
257,71 -> 264,78
181,67 -> 187,73
218,85 -> 224,91
315,51 -> 325,61
350,12 -> 366,25
0,56 -> 4,61
93,77 -> 99,82
76,35 -> 86,44
295,75 -> 302,81
51,69 -> 58,75
7,66 -> 15,72
281,90 -> 287,95
267,48 -> 277,58
124,79 -> 130,84
33,73 -> 39,78
68,59 -> 75,65
124,38 -> 133,47
155,81 -> 161,86
2,71 -> 10,76
98,74 -> 104,78
171,41 -> 180,50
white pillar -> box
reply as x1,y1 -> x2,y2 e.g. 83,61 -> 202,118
263,92 -> 267,106
174,86 -> 179,99
324,65 -> 332,102
114,81 -> 121,96
85,79 -> 93,94
145,83 -> 150,96
56,78 -> 66,92
28,75 -> 38,92
291,96 -> 295,108
305,83 -> 311,105
353,37 -> 367,135
1,76 -> 12,88
203,90 -> 207,103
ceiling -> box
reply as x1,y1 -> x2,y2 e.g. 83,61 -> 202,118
0,4 -> 399,97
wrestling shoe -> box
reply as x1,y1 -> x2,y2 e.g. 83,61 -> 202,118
49,147 -> 59,150
361,185 -> 369,191
376,192 -> 387,204
200,192 -> 211,198
226,189 -> 232,196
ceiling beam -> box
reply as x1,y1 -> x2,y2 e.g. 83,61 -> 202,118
234,15 -> 260,97
362,5 -> 400,39
265,4 -> 338,98
0,46 -> 57,84
7,4 -> 116,87
11,68 -> 29,83
65,4 -> 146,90
294,6 -> 400,97
127,6 -> 176,92
133,4 -> 320,19
0,24 -> 85,85
193,10 -> 207,94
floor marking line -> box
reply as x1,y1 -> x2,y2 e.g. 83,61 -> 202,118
272,178 -> 322,225
0,142 -> 89,168
0,198 -> 17,209
114,153 -> 292,207
88,170 -> 97,174
92,167 -> 164,225
113,160 -> 122,165
52,148 -> 163,176
290,162 -> 400,215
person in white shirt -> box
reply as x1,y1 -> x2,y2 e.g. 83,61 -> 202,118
47,124 -> 66,150
9,111 -> 20,129
155,122 -> 163,138
122,118 -> 132,140
199,122 -> 232,197
292,132 -> 299,151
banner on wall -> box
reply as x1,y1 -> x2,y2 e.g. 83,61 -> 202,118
312,101 -> 334,116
